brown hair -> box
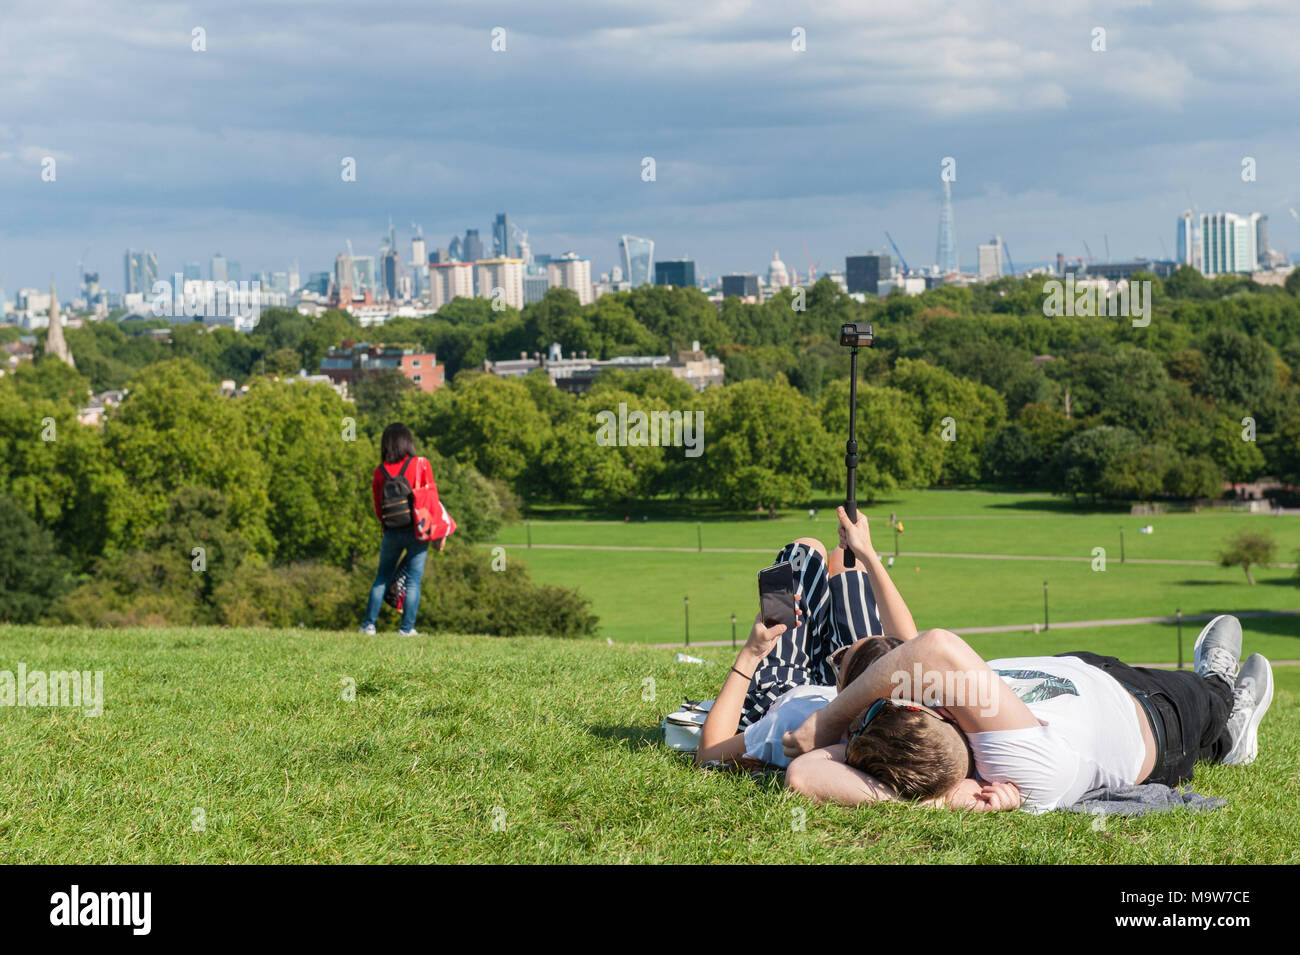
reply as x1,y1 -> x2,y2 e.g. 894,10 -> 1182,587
844,705 -> 973,800
840,636 -> 903,689
381,423 -> 416,463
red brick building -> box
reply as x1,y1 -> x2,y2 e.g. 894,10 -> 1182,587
320,343 -> 444,394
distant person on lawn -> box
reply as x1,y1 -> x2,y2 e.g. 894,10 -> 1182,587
359,423 -> 444,637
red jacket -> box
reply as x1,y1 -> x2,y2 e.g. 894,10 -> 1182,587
372,455 -> 433,522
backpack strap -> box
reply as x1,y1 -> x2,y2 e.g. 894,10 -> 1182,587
395,455 -> 412,480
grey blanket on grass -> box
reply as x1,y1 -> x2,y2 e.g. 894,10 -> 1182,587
1065,784 -> 1226,815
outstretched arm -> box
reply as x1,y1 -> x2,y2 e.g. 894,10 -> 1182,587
695,611 -> 790,766
837,507 -> 917,641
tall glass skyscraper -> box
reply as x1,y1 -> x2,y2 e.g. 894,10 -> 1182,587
124,249 -> 159,294
936,180 -> 957,274
620,235 -> 654,287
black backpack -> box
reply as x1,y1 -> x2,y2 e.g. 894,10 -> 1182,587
379,456 -> 415,529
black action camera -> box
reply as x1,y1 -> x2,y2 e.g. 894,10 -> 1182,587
839,322 -> 874,348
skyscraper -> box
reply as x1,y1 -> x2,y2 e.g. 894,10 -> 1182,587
382,248 -> 401,300
493,213 -> 512,258
655,259 -> 696,287
124,249 -> 159,295
211,254 -> 228,283
1176,211 -> 1196,268
463,229 -> 484,263
1255,215 -> 1270,269
977,237 -> 1003,280
411,234 -> 426,296
183,261 -> 201,281
1200,213 -> 1258,275
845,254 -> 890,294
937,179 -> 957,274
430,262 -> 475,310
721,274 -> 760,299
619,235 -> 654,287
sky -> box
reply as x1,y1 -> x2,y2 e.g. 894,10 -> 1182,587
2,0 -> 1299,294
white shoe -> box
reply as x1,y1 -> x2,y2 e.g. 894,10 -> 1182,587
397,628 -> 419,637
358,624 -> 376,635
1222,654 -> 1273,766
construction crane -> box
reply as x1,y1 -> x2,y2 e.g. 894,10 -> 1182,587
1001,239 -> 1015,276
801,240 -> 817,282
884,231 -> 909,276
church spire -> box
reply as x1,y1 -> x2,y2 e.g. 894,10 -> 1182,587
45,279 -> 76,369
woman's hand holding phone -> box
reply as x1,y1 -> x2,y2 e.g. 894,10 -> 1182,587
837,506 -> 874,559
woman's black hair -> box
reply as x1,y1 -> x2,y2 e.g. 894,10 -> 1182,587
380,423 -> 417,463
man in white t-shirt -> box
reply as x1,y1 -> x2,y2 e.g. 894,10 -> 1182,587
781,513 -> 1275,812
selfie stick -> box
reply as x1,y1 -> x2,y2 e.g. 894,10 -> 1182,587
844,344 -> 859,568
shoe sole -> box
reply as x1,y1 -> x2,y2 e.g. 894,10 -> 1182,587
1193,614 -> 1238,679
1225,660 -> 1274,766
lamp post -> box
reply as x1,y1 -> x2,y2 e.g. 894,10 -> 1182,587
1177,608 -> 1183,670
684,595 -> 690,646
1119,526 -> 1125,564
1043,581 -> 1049,631
697,521 -> 702,553
731,613 -> 737,648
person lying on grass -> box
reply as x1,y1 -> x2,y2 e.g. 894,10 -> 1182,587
695,508 -> 919,770
779,511 -> 1275,813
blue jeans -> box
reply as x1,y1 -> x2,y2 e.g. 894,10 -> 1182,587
362,528 -> 429,631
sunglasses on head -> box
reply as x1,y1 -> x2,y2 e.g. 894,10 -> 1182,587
847,696 -> 950,742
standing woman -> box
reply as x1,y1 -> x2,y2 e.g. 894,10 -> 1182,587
359,423 -> 444,636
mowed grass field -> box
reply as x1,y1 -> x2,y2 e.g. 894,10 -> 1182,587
492,490 -> 1300,660
1,627 -> 1297,864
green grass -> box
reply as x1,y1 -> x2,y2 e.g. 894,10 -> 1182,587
492,490 -> 1300,654
1,626 -> 1295,864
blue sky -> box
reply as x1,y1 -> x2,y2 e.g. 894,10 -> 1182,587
2,0 -> 1298,293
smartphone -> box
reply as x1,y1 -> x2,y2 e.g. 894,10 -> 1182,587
757,561 -> 797,631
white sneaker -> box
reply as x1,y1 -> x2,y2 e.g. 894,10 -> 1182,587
397,628 -> 419,637
1221,654 -> 1273,766
1193,614 -> 1241,688
358,624 -> 376,635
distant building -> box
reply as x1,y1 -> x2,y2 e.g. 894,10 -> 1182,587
1176,211 -> 1197,269
381,248 -> 401,301
767,250 -> 790,288
877,276 -> 927,296
720,273 -> 760,300
476,257 -> 526,310
493,213 -> 512,258
619,235 -> 654,287
977,237 -> 1003,280
210,254 -> 228,283
845,254 -> 890,295
320,343 -> 444,394
523,275 -> 550,304
1086,259 -> 1177,281
654,258 -> 696,287
546,253 -> 593,305
462,229 -> 484,263
430,261 -> 475,310
1200,212 -> 1259,275
484,339 -> 723,394
124,249 -> 159,296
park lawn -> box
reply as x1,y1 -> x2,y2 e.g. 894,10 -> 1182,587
0,626 -> 1295,865
489,490 -> 1300,649
496,546 -> 1300,654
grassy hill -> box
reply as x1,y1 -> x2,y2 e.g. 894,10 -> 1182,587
1,626 -> 1295,864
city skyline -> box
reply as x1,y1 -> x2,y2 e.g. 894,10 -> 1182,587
3,1 -> 1300,294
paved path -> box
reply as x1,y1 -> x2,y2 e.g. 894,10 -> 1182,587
486,542 -> 1299,569
650,608 -> 1300,648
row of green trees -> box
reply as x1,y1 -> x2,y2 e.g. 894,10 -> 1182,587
0,357 -> 593,632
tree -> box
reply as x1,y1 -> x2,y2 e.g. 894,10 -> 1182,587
430,372 -> 550,485
0,494 -> 70,622
1199,327 -> 1277,409
888,358 -> 1006,485
698,377 -> 837,511
1284,267 -> 1300,297
238,379 -> 378,568
1049,426 -> 1140,503
1218,529 -> 1276,585
103,359 -> 272,554
818,381 -> 940,498
982,423 -> 1042,487
353,369 -> 416,430
265,347 -> 303,377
